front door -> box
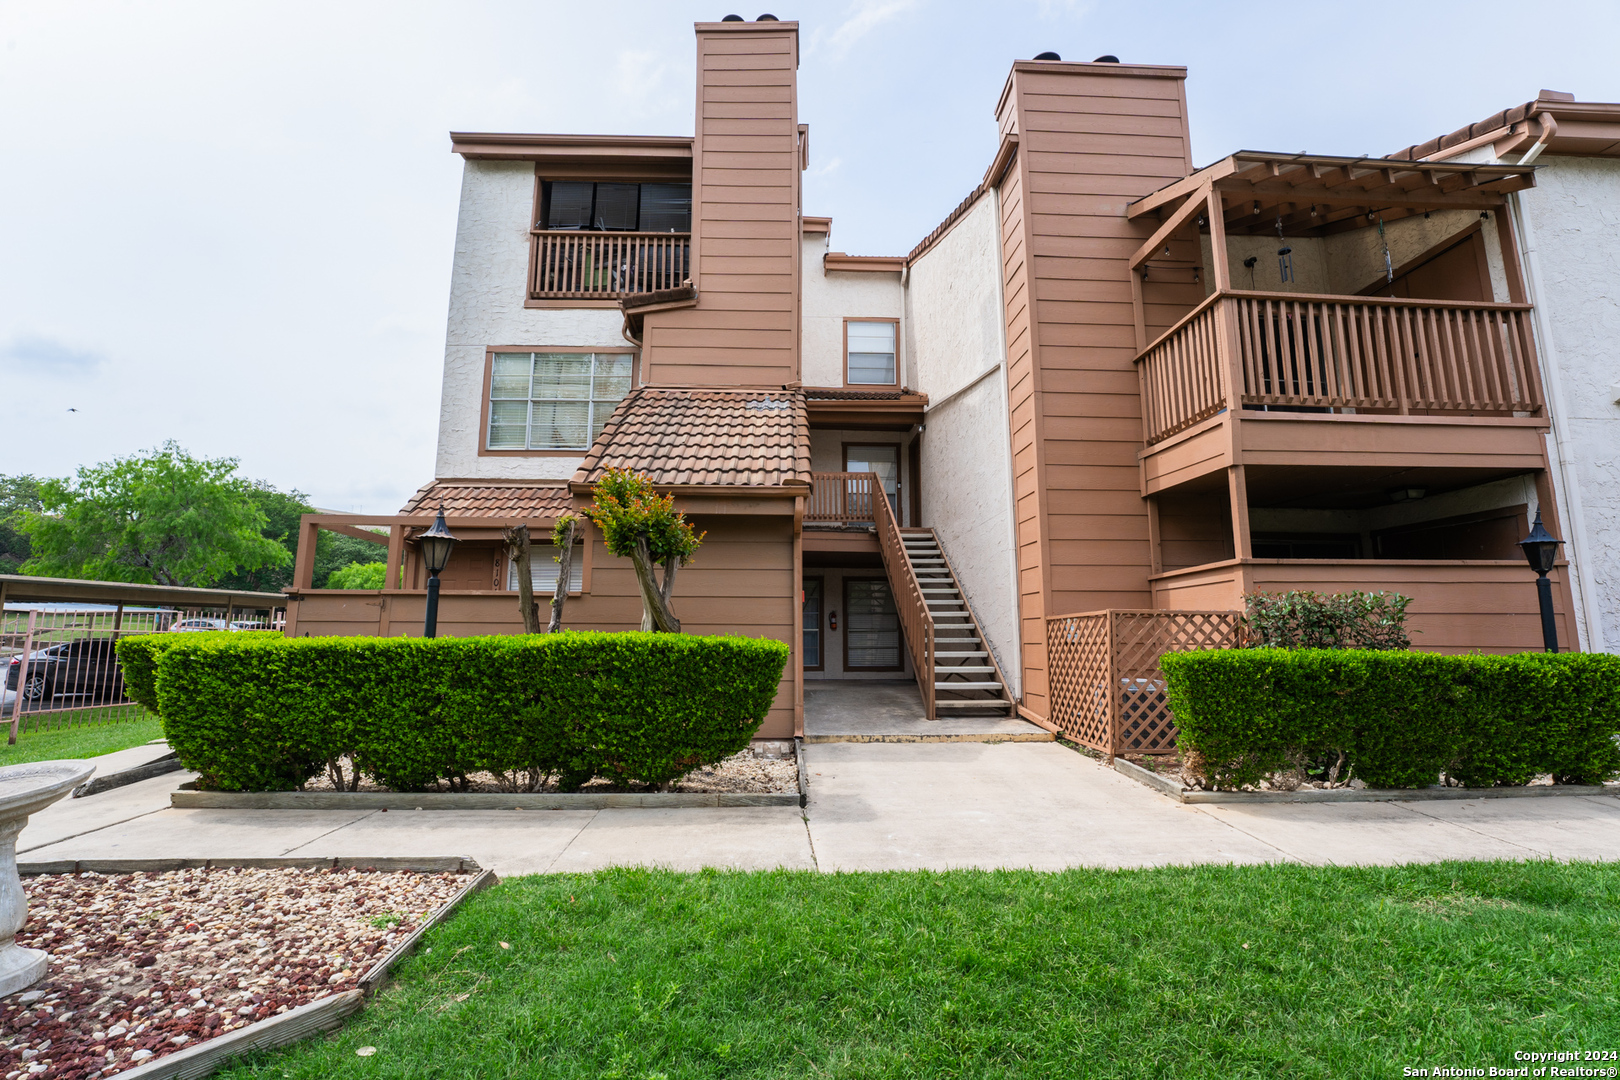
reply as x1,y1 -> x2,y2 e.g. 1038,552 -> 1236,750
844,444 -> 900,521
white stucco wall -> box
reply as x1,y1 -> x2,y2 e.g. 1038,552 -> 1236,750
800,234 -> 904,388
435,160 -> 629,481
904,193 -> 1021,694
1513,155 -> 1620,651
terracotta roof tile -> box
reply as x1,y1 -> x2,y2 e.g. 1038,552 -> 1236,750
399,482 -> 572,519
803,387 -> 923,401
573,386 -> 810,488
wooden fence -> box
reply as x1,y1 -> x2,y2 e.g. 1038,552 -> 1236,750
528,231 -> 691,300
1044,609 -> 1242,756
1137,291 -> 1544,445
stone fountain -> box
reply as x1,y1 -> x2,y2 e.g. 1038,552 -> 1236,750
0,760 -> 95,997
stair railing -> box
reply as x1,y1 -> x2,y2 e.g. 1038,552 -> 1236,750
871,472 -> 936,720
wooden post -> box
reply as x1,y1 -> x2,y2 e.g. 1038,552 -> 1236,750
292,518 -> 320,591
1494,203 -> 1527,304
383,526 -> 404,592
1228,465 -> 1252,561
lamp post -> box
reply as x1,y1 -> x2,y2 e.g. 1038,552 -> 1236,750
419,507 -> 458,640
1517,509 -> 1564,653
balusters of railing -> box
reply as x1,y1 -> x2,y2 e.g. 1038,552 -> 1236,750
870,475 -> 934,721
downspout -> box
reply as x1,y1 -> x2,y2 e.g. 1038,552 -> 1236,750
1518,113 -> 1557,166
1510,182 -> 1606,652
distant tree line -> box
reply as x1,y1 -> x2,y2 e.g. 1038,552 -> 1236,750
1,442 -> 385,591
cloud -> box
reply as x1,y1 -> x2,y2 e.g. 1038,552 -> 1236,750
611,48 -> 687,122
811,0 -> 922,62
811,156 -> 843,178
0,335 -> 106,376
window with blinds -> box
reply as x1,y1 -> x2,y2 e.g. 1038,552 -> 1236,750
845,578 -> 901,670
487,352 -> 633,451
846,321 -> 897,385
541,181 -> 692,232
508,545 -> 585,593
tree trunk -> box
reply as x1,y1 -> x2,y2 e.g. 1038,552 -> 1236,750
631,535 -> 681,632
548,518 -> 578,633
503,525 -> 544,634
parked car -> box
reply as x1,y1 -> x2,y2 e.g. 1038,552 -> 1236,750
5,638 -> 123,703
228,620 -> 270,631
168,618 -> 228,633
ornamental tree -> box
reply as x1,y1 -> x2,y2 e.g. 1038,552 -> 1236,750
584,468 -> 703,632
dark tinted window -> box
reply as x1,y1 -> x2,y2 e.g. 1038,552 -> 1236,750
541,182 -> 692,232
639,183 -> 692,232
546,182 -> 594,229
593,183 -> 640,230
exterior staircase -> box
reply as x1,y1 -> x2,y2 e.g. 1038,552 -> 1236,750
893,528 -> 1016,718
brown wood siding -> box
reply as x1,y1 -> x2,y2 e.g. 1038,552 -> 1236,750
642,24 -> 800,388
1148,559 -> 1574,653
997,62 -> 1192,717
288,516 -> 799,740
997,156 -> 1051,717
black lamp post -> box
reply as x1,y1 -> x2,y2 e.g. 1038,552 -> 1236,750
1517,509 -> 1564,653
418,507 -> 458,639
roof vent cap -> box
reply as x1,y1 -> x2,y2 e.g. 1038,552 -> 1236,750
721,13 -> 745,21
1093,54 -> 1120,62
1033,51 -> 1061,61
756,13 -> 779,20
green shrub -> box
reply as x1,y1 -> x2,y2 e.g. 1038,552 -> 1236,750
1161,649 -> 1620,790
324,561 -> 394,589
1244,590 -> 1412,650
117,630 -> 279,713
147,632 -> 788,792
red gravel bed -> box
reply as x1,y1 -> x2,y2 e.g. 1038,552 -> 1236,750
1,867 -> 470,1079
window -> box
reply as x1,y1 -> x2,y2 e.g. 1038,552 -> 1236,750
846,320 -> 897,385
802,578 -> 823,670
487,352 -> 633,451
541,181 -> 692,232
845,578 -> 901,670
508,544 -> 585,593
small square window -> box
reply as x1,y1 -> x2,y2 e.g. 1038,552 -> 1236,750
847,321 -> 897,385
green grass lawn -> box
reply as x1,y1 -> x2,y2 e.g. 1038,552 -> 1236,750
219,861 -> 1620,1079
0,708 -> 163,765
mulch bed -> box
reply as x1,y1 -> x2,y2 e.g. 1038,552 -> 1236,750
301,747 -> 799,795
1,867 -> 470,1079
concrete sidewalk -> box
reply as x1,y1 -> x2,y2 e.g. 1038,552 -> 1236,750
17,741 -> 1620,875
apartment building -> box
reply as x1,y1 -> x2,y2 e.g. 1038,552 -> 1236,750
283,16 -> 1614,744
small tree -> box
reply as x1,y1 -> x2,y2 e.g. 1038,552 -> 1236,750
584,469 -> 703,632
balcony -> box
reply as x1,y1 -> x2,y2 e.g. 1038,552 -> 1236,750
1139,290 -> 1544,446
805,472 -> 880,526
528,230 -> 691,301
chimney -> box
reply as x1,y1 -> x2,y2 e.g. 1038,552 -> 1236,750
639,18 -> 802,387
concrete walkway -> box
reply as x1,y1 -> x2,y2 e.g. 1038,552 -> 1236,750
803,679 -> 1051,742
17,741 -> 1620,876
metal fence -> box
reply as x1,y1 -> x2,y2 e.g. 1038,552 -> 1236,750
1045,609 -> 1243,756
4,605 -> 284,742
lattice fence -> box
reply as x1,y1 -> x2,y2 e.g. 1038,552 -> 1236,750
1045,609 -> 1242,756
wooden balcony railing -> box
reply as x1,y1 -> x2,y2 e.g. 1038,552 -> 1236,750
528,230 -> 691,300
1136,291 -> 1545,445
871,474 -> 936,721
806,472 -> 879,525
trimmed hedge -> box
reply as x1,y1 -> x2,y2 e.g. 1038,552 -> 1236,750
1161,649 -> 1620,790
121,631 -> 788,792
118,630 -> 280,714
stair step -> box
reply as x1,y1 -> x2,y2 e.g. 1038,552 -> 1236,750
934,699 -> 1012,708
936,650 -> 989,657
934,680 -> 1002,689
936,666 -> 996,673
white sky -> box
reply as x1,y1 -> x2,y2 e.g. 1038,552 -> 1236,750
4,0 -> 1618,513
